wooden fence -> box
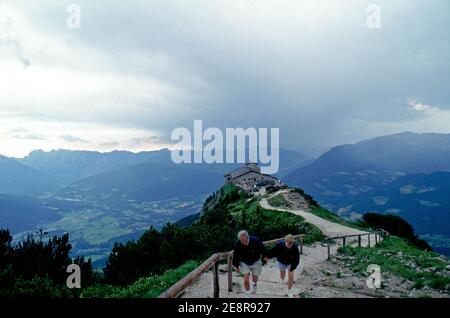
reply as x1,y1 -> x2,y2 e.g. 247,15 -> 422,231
159,229 -> 389,298
325,230 -> 390,260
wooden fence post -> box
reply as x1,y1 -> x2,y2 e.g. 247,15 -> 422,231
300,236 -> 304,255
227,256 -> 233,292
358,235 -> 361,247
327,242 -> 331,260
367,234 -> 371,247
213,262 -> 219,298
342,237 -> 346,246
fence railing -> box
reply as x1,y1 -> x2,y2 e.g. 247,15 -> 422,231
325,229 -> 390,260
159,229 -> 389,298
158,234 -> 305,298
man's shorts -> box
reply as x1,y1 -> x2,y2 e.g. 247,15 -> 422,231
277,261 -> 291,272
240,260 -> 262,276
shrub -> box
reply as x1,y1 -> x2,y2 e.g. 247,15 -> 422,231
0,275 -> 72,298
0,230 -> 94,297
82,260 -> 198,298
362,213 -> 433,251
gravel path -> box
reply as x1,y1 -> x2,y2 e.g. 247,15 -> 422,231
260,190 -> 368,238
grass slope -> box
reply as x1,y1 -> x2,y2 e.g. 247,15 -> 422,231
81,260 -> 199,298
338,237 -> 450,291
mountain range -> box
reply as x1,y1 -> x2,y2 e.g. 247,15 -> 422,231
285,132 -> 450,255
1,132 -> 449,261
0,155 -> 61,196
0,146 -> 309,265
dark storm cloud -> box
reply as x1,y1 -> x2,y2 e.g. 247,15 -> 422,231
3,0 -> 450,150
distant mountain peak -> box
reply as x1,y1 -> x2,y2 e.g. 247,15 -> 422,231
358,131 -> 450,144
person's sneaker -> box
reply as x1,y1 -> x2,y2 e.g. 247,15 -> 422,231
287,290 -> 293,298
251,283 -> 257,294
245,290 -> 252,298
279,281 -> 285,289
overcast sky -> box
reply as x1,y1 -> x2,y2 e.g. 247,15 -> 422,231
1,0 -> 449,157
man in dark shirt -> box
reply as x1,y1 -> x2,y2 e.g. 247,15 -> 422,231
267,234 -> 300,298
232,230 -> 267,298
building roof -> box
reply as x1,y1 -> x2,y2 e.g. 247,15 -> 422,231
224,162 -> 277,180
234,170 -> 278,180
225,166 -> 252,179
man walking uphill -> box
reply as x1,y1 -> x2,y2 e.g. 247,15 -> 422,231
267,234 -> 300,298
232,230 -> 267,298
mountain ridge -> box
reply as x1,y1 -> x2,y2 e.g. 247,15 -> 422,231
285,132 -> 450,255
